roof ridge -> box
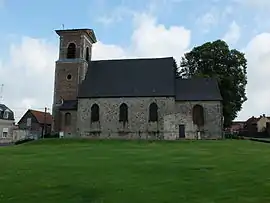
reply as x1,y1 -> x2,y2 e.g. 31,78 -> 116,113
91,56 -> 173,63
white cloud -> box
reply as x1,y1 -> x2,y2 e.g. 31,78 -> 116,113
236,33 -> 270,120
0,13 -> 191,122
96,6 -> 135,26
131,13 -> 190,58
223,21 -> 241,46
94,13 -> 190,60
196,8 -> 219,33
0,37 -> 57,121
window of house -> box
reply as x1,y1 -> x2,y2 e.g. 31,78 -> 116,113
67,43 -> 76,59
26,118 -> 32,127
85,47 -> 90,61
0,108 -> 3,118
91,104 -> 99,122
3,110 -> 9,119
192,104 -> 204,126
119,103 -> 128,122
64,113 -> 71,126
149,102 -> 158,122
2,128 -> 8,138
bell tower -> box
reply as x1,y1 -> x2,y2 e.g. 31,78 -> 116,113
52,28 -> 97,134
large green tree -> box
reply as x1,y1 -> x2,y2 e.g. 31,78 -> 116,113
179,40 -> 247,127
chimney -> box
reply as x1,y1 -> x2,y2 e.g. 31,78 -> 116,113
263,114 -> 265,117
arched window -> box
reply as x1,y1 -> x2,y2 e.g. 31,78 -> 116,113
91,104 -> 99,122
192,104 -> 204,126
149,102 -> 158,122
85,47 -> 90,61
64,112 -> 71,126
119,103 -> 128,122
67,43 -> 76,59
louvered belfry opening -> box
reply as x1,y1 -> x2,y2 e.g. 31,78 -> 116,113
67,43 -> 76,59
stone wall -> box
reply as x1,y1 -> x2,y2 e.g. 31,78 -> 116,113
77,97 -> 175,139
175,101 -> 223,139
76,98 -> 222,140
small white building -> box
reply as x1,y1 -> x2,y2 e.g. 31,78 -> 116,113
0,104 -> 15,143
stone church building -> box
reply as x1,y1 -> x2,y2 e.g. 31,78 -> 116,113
52,28 -> 223,140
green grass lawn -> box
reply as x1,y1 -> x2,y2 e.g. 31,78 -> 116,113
1,139 -> 270,203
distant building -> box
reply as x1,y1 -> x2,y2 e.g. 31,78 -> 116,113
17,109 -> 53,138
244,114 -> 270,133
226,121 -> 245,133
0,104 -> 15,143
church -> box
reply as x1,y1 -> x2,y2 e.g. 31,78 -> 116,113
52,28 -> 223,140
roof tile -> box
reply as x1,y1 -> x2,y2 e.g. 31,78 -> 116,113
30,110 -> 53,125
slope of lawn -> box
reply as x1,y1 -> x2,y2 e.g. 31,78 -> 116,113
1,139 -> 270,203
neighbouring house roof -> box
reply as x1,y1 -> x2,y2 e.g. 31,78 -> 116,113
245,116 -> 259,125
232,121 -> 245,124
30,110 -> 53,125
0,104 -> 15,120
175,77 -> 222,101
77,57 -> 222,101
18,109 -> 53,125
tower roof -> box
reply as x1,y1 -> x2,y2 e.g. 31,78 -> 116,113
55,28 -> 97,43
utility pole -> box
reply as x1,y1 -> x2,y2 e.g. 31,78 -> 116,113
43,107 -> 47,139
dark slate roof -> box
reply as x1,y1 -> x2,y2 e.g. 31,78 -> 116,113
78,57 -> 175,98
175,77 -> 222,101
0,104 -> 15,120
59,100 -> 78,110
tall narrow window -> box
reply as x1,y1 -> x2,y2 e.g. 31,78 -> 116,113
91,104 -> 99,122
64,112 -> 71,126
3,110 -> 9,119
192,104 -> 204,126
85,47 -> 90,61
67,43 -> 76,59
149,102 -> 158,122
119,103 -> 128,122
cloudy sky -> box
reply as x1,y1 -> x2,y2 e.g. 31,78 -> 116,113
0,0 -> 269,122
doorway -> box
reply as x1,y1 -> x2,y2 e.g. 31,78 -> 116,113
179,125 -> 185,138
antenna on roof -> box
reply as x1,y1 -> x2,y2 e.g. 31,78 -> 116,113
0,84 -> 4,104
62,24 -> 65,30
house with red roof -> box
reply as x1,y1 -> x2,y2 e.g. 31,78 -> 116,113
17,109 -> 53,138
